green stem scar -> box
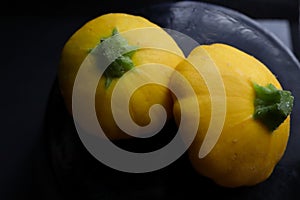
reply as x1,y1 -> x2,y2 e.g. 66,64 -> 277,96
253,83 -> 294,131
98,28 -> 137,88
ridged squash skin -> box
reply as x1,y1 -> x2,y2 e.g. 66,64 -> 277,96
172,43 -> 290,187
58,13 -> 184,139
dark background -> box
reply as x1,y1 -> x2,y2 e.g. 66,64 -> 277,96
0,0 -> 299,199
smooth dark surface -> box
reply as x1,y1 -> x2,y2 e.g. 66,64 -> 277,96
2,0 -> 298,20
41,1 -> 300,200
0,16 -> 91,200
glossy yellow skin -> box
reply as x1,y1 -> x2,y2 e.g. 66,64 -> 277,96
172,43 -> 290,187
58,13 -> 184,139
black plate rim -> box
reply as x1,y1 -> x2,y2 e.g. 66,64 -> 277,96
140,1 -> 300,68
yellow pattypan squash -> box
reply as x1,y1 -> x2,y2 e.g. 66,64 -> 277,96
58,13 -> 184,140
172,43 -> 293,187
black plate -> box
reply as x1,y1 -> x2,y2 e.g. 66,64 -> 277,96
44,1 -> 300,199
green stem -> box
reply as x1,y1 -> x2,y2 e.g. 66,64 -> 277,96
253,83 -> 294,131
97,28 -> 137,88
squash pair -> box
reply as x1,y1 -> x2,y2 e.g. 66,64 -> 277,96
58,13 -> 293,187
